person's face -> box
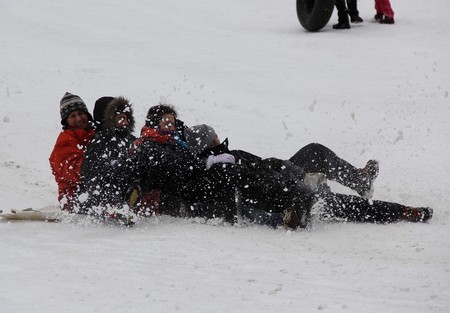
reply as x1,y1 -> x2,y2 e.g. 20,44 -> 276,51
210,134 -> 220,148
158,113 -> 176,131
115,112 -> 130,128
66,110 -> 89,130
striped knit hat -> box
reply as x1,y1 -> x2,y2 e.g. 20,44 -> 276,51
60,92 -> 93,126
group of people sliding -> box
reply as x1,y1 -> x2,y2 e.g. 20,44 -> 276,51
49,92 -> 432,228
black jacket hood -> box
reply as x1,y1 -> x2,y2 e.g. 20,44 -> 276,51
98,96 -> 135,136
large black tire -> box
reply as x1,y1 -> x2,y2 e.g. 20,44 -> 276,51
297,0 -> 335,32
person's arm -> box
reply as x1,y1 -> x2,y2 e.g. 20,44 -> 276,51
50,133 -> 86,188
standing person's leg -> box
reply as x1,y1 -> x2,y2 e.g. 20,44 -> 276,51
347,0 -> 363,23
319,192 -> 433,223
289,143 -> 378,198
379,0 -> 395,23
374,0 -> 395,23
333,0 -> 351,29
374,0 -> 383,19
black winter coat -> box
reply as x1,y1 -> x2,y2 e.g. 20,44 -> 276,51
130,132 -> 244,221
80,97 -> 136,213
132,127 -> 314,220
131,138 -> 205,194
195,138 -> 311,212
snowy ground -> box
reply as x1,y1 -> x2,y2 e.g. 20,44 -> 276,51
1,0 -> 449,312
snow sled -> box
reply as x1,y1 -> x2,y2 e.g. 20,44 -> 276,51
0,208 -> 61,222
0,207 -> 135,226
296,0 -> 335,32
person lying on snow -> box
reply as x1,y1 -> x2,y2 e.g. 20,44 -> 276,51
182,124 -> 433,227
176,122 -> 379,200
49,92 -> 95,212
127,104 -> 316,228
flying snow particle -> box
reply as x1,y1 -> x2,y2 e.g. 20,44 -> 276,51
309,100 -> 316,112
393,130 -> 404,144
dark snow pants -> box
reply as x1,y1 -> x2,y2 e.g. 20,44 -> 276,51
243,190 -> 406,228
289,143 -> 367,191
319,191 -> 405,223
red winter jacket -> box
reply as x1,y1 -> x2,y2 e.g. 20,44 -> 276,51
49,128 -> 95,210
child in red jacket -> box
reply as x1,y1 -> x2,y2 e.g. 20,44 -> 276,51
49,92 -> 95,212
374,0 -> 395,24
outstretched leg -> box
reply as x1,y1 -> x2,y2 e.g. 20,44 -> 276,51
289,143 -> 378,197
319,192 -> 433,223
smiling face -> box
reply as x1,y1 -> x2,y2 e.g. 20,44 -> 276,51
66,110 -> 90,130
114,112 -> 130,128
158,113 -> 176,131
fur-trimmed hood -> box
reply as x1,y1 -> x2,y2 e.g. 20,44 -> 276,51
97,96 -> 135,136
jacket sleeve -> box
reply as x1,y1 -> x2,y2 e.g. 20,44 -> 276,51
49,131 -> 89,198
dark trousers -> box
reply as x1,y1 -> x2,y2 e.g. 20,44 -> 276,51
289,143 -> 365,190
346,0 -> 359,17
334,0 -> 350,23
243,191 -> 405,227
320,192 -> 405,223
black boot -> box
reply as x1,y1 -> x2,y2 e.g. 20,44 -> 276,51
333,10 -> 351,29
350,15 -> 364,23
380,16 -> 395,24
353,160 -> 379,199
374,12 -> 384,21
403,207 -> 433,223
347,0 -> 363,23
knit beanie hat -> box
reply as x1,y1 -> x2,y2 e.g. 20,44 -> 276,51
60,92 -> 93,126
184,124 -> 217,154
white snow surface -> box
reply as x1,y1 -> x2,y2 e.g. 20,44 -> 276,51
1,0 -> 450,312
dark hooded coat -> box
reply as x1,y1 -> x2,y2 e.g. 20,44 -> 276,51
80,97 -> 137,212
129,126 -> 241,221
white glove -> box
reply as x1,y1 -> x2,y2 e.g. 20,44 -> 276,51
206,153 -> 236,170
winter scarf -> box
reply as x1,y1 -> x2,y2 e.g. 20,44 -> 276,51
138,127 -> 189,149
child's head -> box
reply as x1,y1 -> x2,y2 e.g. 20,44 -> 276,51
145,104 -> 177,131
60,92 -> 93,129
185,124 -> 219,154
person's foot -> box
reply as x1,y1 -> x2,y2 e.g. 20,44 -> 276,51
355,160 -> 379,199
333,22 -> 351,29
350,15 -> 364,23
124,182 -> 143,210
303,173 -> 327,192
380,16 -> 395,24
403,207 -> 433,222
283,208 -> 306,229
114,211 -> 135,227
283,198 -> 313,229
374,12 -> 384,21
